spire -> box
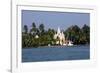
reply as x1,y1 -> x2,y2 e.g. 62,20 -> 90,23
57,27 -> 60,34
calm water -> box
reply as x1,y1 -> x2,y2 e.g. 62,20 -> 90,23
22,45 -> 90,62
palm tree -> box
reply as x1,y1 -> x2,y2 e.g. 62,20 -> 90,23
23,25 -> 28,34
39,24 -> 45,35
30,22 -> 37,36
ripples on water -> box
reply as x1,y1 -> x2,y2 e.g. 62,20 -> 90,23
22,45 -> 90,62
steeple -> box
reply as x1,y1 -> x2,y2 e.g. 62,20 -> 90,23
57,27 -> 60,34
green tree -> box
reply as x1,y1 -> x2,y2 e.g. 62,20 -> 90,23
30,22 -> 37,36
39,24 -> 44,34
82,24 -> 90,35
23,25 -> 28,34
81,24 -> 90,44
64,25 -> 81,44
32,22 -> 36,28
47,29 -> 55,37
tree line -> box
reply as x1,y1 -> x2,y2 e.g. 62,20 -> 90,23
22,22 -> 90,48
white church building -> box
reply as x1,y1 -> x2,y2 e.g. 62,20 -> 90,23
54,27 -> 73,46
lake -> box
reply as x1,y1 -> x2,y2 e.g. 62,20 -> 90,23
22,45 -> 90,62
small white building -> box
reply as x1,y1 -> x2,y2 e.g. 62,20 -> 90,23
35,35 -> 39,39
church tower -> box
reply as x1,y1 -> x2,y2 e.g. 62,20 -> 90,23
57,27 -> 61,34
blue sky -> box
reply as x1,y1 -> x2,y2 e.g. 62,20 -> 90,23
22,10 -> 90,31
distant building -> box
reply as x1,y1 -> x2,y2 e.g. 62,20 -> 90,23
54,27 -> 66,45
54,27 -> 73,46
35,35 -> 39,39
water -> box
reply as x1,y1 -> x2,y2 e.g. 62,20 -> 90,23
22,45 -> 90,62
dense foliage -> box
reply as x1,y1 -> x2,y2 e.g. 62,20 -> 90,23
64,24 -> 90,45
22,22 -> 90,48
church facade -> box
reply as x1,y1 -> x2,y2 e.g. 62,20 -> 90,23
54,27 -> 67,45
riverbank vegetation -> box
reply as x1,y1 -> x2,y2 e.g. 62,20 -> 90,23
22,22 -> 90,48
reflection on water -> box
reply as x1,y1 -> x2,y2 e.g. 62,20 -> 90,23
22,45 -> 90,62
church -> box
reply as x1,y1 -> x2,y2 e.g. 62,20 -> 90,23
54,27 -> 73,46
54,27 -> 66,45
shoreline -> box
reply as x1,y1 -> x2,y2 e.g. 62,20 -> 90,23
22,44 -> 90,49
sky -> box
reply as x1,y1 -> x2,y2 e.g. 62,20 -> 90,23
22,10 -> 90,31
